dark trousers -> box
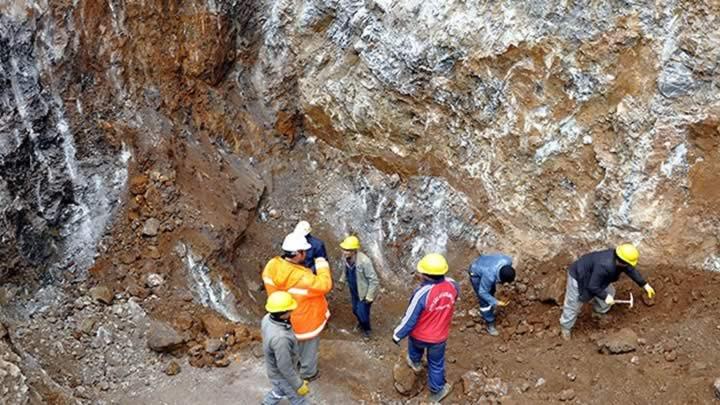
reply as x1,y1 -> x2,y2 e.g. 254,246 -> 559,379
408,337 -> 446,393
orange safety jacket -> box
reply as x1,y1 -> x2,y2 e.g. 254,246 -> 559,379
262,257 -> 332,340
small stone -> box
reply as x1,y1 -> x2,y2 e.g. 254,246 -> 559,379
164,361 -> 181,376
98,381 -> 110,391
268,209 -> 280,219
596,328 -> 638,354
637,338 -> 647,346
516,283 -> 528,293
0,321 -> 7,339
713,378 -> 720,399
145,273 -> 164,288
142,218 -> 161,236
205,338 -> 225,353
535,378 -> 546,387
90,286 -> 114,305
214,355 -> 231,368
251,343 -> 264,358
567,373 -> 576,382
520,382 -> 531,392
498,345 -> 508,353
79,318 -> 96,335
559,388 -> 576,401
664,351 -> 677,362
129,175 -> 149,195
631,356 -> 640,365
175,312 -> 194,331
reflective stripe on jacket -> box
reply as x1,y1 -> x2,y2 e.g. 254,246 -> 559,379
393,277 -> 459,344
262,257 -> 333,340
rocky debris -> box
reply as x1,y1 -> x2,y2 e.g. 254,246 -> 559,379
596,328 -> 638,354
214,354 -> 232,368
205,338 -> 225,354
393,356 -> 422,397
90,286 -> 114,305
201,313 -> 233,338
251,343 -> 264,358
145,273 -> 164,288
164,361 -> 181,376
0,322 -> 7,339
462,371 -> 508,399
79,318 -> 96,335
147,321 -> 185,352
630,356 -> 640,365
129,175 -> 149,195
713,378 -> 720,400
142,218 -> 161,236
0,343 -> 31,405
538,276 -> 565,305
559,388 -> 576,401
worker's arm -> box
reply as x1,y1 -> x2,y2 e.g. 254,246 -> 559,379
476,274 -> 497,307
362,258 -> 380,302
393,287 -> 429,342
316,240 -> 327,259
262,258 -> 278,294
624,267 -> 647,287
295,259 -> 333,296
272,336 -> 304,390
587,266 -> 610,300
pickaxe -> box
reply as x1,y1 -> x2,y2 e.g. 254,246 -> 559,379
614,292 -> 634,308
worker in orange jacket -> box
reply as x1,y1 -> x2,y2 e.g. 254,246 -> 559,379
262,231 -> 332,380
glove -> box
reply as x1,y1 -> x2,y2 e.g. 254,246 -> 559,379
643,284 -> 655,299
604,295 -> 615,305
314,258 -> 329,270
297,381 -> 310,396
496,300 -> 509,307
392,337 -> 400,345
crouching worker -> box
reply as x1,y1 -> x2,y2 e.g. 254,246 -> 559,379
559,244 -> 656,340
262,292 -> 310,405
392,254 -> 459,403
468,253 -> 516,336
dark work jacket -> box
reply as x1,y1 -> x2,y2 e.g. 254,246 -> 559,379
569,249 -> 646,302
303,234 -> 327,272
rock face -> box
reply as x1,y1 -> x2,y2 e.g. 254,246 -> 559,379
597,328 -> 639,354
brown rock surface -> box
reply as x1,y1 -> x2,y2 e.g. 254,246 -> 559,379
147,321 -> 185,353
597,328 -> 639,354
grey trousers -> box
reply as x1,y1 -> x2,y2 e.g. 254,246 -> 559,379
298,336 -> 319,378
559,274 -> 615,331
262,378 -> 307,405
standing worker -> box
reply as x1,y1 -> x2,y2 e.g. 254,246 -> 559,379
261,291 -> 309,405
338,236 -> 380,338
468,253 -> 516,336
263,232 -> 333,380
392,254 -> 459,403
559,244 -> 656,340
295,220 -> 327,273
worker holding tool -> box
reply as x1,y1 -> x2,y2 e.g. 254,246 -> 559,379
559,244 -> 656,340
468,253 -> 516,336
262,291 -> 309,405
295,221 -> 327,273
338,235 -> 380,338
392,253 -> 459,403
263,232 -> 333,380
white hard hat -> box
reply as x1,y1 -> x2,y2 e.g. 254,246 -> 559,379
294,220 -> 312,236
282,232 -> 311,252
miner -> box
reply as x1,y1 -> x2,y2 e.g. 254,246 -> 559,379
392,253 -> 459,403
295,220 -> 327,273
468,253 -> 516,336
559,244 -> 656,340
338,235 -> 380,338
263,232 -> 333,380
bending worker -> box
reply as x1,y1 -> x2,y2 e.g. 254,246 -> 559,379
392,254 -> 459,403
295,220 -> 327,273
468,253 -> 516,336
559,244 -> 656,340
338,235 -> 380,338
261,291 -> 309,405
263,232 -> 332,380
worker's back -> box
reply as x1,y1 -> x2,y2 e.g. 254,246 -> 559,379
410,278 -> 459,344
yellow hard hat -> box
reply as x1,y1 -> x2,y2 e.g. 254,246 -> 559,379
616,244 -> 639,267
265,291 -> 298,313
340,236 -> 361,250
417,253 -> 449,275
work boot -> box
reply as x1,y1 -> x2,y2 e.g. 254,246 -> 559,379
406,355 -> 423,373
487,323 -> 499,337
362,330 -> 372,340
560,328 -> 571,341
428,383 -> 453,403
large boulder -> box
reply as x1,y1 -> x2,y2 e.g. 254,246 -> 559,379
393,356 -> 423,397
147,321 -> 185,352
596,328 -> 638,354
